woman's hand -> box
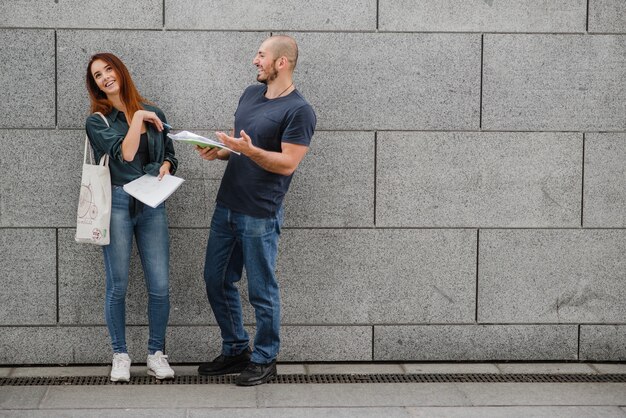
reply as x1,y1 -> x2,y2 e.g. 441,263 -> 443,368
158,161 -> 172,180
137,110 -> 164,131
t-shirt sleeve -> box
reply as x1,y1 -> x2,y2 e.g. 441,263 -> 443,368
281,104 -> 317,147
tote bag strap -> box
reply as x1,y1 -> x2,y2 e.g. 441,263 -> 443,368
84,112 -> 111,167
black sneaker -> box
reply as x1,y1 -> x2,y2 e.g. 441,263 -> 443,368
197,348 -> 251,376
235,360 -> 277,386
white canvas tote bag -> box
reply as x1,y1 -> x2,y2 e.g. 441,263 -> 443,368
75,112 -> 112,245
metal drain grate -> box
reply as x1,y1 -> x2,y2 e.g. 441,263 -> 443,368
1,373 -> 625,386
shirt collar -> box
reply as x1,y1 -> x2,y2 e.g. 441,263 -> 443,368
108,107 -> 121,122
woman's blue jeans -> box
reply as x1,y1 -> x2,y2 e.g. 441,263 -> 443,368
204,203 -> 283,364
103,186 -> 170,354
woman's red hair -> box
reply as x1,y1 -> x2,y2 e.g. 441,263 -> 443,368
86,53 -> 147,120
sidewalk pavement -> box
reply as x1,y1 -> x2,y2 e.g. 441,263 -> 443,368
1,362 -> 626,417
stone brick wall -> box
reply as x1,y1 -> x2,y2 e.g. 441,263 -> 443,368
1,0 -> 624,364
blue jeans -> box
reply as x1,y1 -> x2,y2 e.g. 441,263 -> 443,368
103,186 -> 170,354
204,203 -> 283,364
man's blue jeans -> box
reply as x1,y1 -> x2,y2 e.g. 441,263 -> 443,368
103,186 -> 170,355
204,203 -> 283,364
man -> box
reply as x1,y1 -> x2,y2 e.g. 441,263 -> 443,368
196,35 -> 316,386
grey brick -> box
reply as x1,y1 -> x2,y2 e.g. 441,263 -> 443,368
285,131 -> 375,227
379,0 -> 586,32
166,179 -> 220,228
294,32 -> 480,130
0,130 -> 84,227
0,1 -> 162,29
580,325 -> 626,361
278,229 -> 476,324
166,0 -> 376,30
584,133 -> 626,227
478,230 -> 626,323
589,0 -> 626,33
57,30 -> 268,130
280,326 -> 372,361
0,229 -> 56,325
377,132 -> 582,228
0,30 -> 54,128
483,35 -> 626,131
58,229 -> 219,326
0,327 -> 110,364
374,325 -> 578,361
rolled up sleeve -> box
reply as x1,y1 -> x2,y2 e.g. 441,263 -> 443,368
85,114 -> 126,163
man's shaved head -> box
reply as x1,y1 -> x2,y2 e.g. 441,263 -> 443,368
265,35 -> 298,70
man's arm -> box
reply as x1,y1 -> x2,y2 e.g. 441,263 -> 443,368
216,130 -> 308,176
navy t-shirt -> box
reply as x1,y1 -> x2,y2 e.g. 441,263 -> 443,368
216,84 -> 317,218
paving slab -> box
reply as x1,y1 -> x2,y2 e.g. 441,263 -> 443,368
276,364 -> 307,375
590,363 -> 626,374
188,408 -> 412,418
406,406 -> 626,417
306,363 -> 405,375
0,410 -> 186,418
495,363 -> 597,374
38,385 -> 256,409
403,363 -> 500,374
458,383 -> 626,406
0,368 -> 11,377
256,383 -> 470,407
0,387 -> 47,409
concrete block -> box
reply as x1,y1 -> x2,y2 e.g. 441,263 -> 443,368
166,179 -> 220,228
165,326 -> 225,363
9,366 -> 110,377
495,363 -> 597,374
379,0 -> 586,32
0,1 -> 162,29
483,35 -> 626,131
294,32 -> 480,130
0,130 -> 84,227
278,229 -> 476,324
406,407 -> 626,417
377,132 -> 582,228
307,363 -> 404,374
457,382 -> 626,406
39,386 -> 256,409
285,131 -> 375,227
374,325 -> 578,361
58,229 -> 220,326
0,229 -> 56,325
0,387 -> 47,409
403,363 -> 500,374
0,30 -> 54,128
256,383 -> 470,407
57,30 -> 267,130
166,0 -> 376,30
590,363 -> 626,374
188,409 -> 412,418
584,133 -> 626,227
0,327 -> 110,364
589,0 -> 626,33
280,326 -> 372,362
580,325 -> 626,361
478,230 -> 626,323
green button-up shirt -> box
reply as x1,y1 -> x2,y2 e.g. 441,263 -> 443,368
85,103 -> 178,186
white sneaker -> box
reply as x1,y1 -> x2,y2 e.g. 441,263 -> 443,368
147,351 -> 175,380
110,353 -> 131,382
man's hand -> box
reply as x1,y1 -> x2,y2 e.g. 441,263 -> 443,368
216,130 -> 257,157
196,145 -> 221,161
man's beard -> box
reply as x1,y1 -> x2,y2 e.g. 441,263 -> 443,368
257,62 -> 279,84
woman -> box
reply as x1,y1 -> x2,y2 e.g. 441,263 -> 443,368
85,53 -> 177,382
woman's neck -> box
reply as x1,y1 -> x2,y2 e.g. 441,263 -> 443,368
108,94 -> 126,113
